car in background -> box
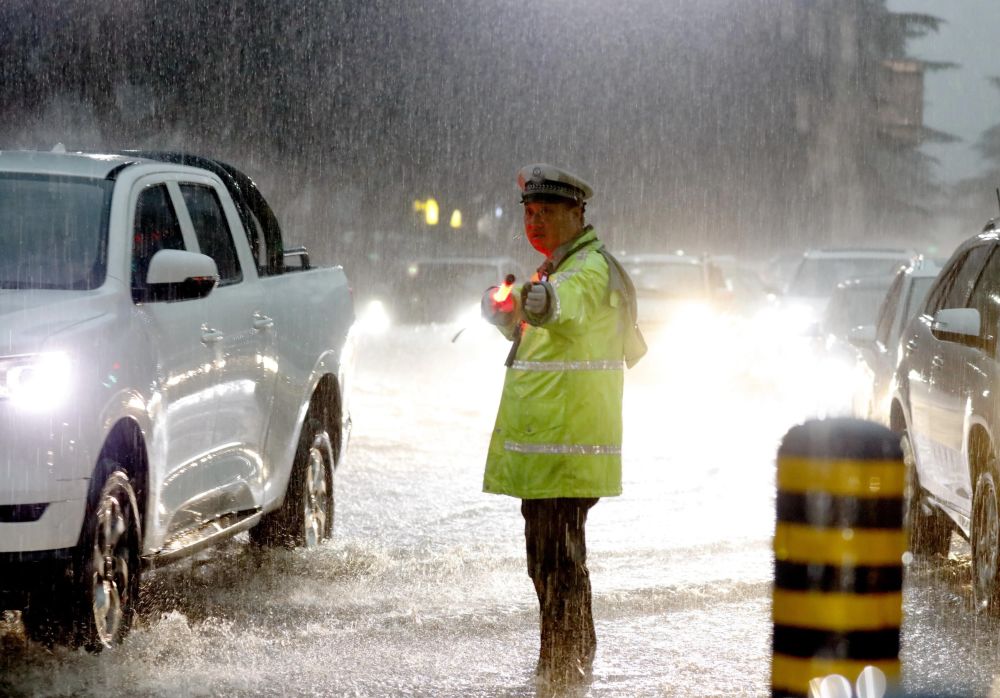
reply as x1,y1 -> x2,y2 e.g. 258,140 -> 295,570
781,247 -> 915,332
806,275 -> 895,418
621,252 -> 731,329
359,256 -> 525,330
619,252 -> 736,378
710,256 -> 778,316
819,276 -> 896,348
891,226 -> 1000,610
847,260 -> 939,423
761,249 -> 803,297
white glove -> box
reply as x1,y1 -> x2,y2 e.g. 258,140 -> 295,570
523,282 -> 551,317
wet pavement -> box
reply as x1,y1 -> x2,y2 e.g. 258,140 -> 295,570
0,323 -> 996,696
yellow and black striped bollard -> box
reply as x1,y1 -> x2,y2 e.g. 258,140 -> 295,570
771,418 -> 906,698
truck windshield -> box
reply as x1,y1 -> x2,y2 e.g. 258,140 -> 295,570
0,174 -> 112,290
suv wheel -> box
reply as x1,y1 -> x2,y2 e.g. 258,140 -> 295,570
250,414 -> 334,548
974,468 -> 1000,612
902,431 -> 952,558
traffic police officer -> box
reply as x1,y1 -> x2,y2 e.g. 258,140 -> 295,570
482,163 -> 644,685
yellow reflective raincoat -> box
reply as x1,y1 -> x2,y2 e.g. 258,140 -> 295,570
484,226 -> 635,499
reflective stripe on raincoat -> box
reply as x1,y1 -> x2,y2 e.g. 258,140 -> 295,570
484,227 -> 625,499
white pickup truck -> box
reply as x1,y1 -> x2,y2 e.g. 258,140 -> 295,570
0,150 -> 355,649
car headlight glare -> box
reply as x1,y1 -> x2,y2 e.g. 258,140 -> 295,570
358,299 -> 392,335
0,352 -> 72,410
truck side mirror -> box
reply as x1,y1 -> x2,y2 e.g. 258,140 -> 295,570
135,249 -> 219,303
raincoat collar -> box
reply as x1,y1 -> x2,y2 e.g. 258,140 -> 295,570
547,225 -> 598,273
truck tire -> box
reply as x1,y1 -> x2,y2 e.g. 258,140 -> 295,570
23,466 -> 141,650
902,431 -> 952,558
973,466 -> 1000,612
250,414 -> 334,548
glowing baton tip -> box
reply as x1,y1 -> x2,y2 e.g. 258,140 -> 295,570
492,285 -> 512,302
493,274 -> 516,303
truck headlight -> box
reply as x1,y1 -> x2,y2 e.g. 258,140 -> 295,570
0,352 -> 72,411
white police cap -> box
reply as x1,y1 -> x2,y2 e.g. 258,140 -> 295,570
517,163 -> 593,204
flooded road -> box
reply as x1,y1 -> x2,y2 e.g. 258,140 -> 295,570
0,322 -> 995,696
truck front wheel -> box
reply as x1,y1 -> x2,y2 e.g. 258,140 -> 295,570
250,415 -> 335,548
23,466 -> 141,650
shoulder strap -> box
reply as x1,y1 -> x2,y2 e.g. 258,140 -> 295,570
596,246 -> 647,368
596,247 -> 636,322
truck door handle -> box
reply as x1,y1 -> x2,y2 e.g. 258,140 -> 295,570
201,326 -> 224,345
252,313 -> 274,331
931,356 -> 944,368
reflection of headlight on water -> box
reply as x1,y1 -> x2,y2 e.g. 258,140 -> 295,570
357,299 -> 392,335
0,352 -> 72,411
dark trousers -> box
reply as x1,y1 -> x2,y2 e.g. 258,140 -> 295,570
521,497 -> 599,679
